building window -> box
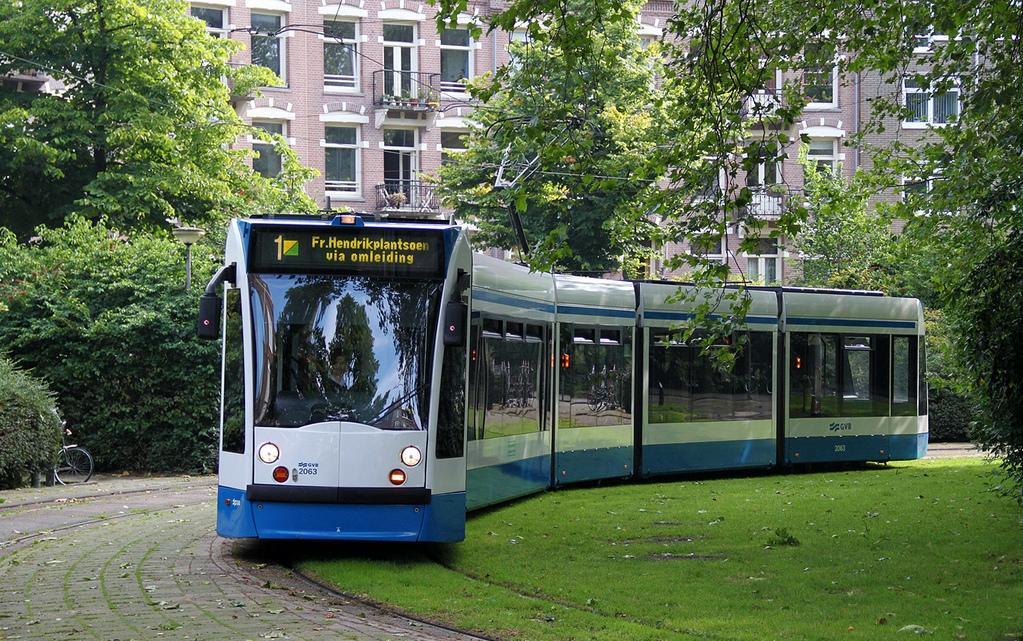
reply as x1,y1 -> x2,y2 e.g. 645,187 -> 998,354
191,5 -> 227,38
382,128 -> 418,206
324,126 -> 359,193
252,121 -> 284,177
807,139 -> 838,174
746,143 -> 779,187
746,237 -> 780,284
508,30 -> 530,68
688,234 -> 726,264
803,46 -> 837,108
903,77 -> 959,127
439,28 -> 472,93
381,23 -> 416,99
324,20 -> 358,90
441,130 -> 468,164
251,13 -> 284,80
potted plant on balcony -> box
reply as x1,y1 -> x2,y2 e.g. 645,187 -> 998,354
385,191 -> 407,208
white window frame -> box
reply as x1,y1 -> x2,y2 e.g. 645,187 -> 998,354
190,4 -> 229,38
438,28 -> 474,94
250,119 -> 287,177
744,237 -> 782,284
322,20 -> 359,93
439,129 -> 469,163
381,127 -> 419,176
508,30 -> 530,69
250,11 -> 287,84
902,77 -> 960,129
804,64 -> 838,110
380,22 -> 419,99
807,138 -> 839,175
912,33 -> 949,54
687,234 -> 727,265
322,125 -> 361,198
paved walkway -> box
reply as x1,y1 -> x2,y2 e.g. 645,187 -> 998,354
0,476 -> 480,641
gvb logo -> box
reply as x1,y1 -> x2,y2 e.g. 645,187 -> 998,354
274,235 -> 299,260
829,422 -> 853,432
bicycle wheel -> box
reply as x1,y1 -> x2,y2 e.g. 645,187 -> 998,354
54,447 -> 94,484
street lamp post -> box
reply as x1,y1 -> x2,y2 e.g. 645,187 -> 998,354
171,226 -> 206,290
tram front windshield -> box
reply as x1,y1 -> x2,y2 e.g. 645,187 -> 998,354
250,274 -> 441,430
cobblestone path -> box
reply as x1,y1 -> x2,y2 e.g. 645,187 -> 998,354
0,479 -> 479,641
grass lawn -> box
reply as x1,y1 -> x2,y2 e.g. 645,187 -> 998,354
297,458 -> 1022,641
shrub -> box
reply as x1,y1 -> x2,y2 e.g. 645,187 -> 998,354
928,389 -> 975,442
0,219 -> 221,473
0,356 -> 61,489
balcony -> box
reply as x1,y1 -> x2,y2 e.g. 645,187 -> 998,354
376,180 -> 440,215
372,70 -> 440,111
742,187 -> 803,221
741,90 -> 783,121
1,68 -> 50,92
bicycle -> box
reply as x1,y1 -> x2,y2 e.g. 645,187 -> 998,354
54,428 -> 94,484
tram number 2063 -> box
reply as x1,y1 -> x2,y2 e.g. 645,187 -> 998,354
834,444 -> 846,453
297,462 -> 319,475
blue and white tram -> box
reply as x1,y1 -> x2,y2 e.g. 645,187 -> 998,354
199,214 -> 927,542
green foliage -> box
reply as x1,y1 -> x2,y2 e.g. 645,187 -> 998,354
946,233 -> 1023,498
794,151 -> 900,292
0,0 -> 316,239
437,0 -> 660,274
928,389 -> 975,443
766,527 -> 801,547
0,219 -> 221,472
0,356 -> 62,489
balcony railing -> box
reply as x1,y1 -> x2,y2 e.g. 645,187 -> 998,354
324,73 -> 357,90
742,187 -> 803,220
372,70 -> 440,111
742,90 -> 783,120
376,179 -> 439,213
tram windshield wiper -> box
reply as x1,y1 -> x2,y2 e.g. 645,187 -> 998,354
365,384 -> 428,430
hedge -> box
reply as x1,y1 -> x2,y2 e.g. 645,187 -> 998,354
0,219 -> 221,473
0,356 -> 61,489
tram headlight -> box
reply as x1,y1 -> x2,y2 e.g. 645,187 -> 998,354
400,445 -> 422,467
258,442 -> 280,464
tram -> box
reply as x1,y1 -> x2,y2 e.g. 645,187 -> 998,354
199,214 -> 927,542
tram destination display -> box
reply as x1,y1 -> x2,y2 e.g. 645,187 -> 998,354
248,227 -> 444,276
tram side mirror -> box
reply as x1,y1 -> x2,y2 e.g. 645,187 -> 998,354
443,300 -> 468,347
197,293 -> 222,340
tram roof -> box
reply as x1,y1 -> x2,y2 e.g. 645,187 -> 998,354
240,214 -> 461,231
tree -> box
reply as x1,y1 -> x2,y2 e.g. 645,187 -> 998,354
0,0 -> 316,239
437,0 -> 661,274
793,149 -> 899,292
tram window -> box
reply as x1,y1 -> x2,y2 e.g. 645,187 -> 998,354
892,335 -> 918,416
600,329 -> 621,345
437,341 -> 466,458
790,332 -> 890,418
479,334 -> 543,438
467,323 -> 483,441
482,318 -> 503,337
648,338 -> 693,424
249,274 -> 440,429
841,335 -> 890,417
506,322 -> 524,339
744,332 -> 774,420
573,327 -> 596,343
790,332 -> 840,418
526,324 -> 544,341
919,340 -> 928,415
560,324 -> 632,429
221,288 -> 245,454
